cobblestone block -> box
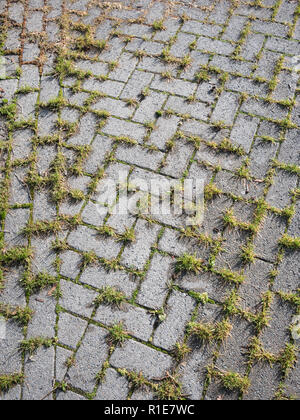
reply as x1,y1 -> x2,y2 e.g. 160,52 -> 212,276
23,347 -> 55,400
197,36 -> 235,56
110,340 -> 173,379
80,265 -> 136,298
148,115 -> 180,150
121,219 -> 160,270
68,325 -> 109,393
153,290 -> 195,351
116,143 -> 164,171
96,368 -> 129,400
95,303 -> 154,342
134,91 -> 166,124
60,279 -> 97,318
274,250 -> 300,294
254,213 -> 286,262
102,117 -> 146,143
211,92 -> 239,126
266,171 -> 298,209
58,312 -> 88,349
136,253 -> 172,309
68,225 -> 122,260
151,74 -> 196,97
230,114 -> 259,153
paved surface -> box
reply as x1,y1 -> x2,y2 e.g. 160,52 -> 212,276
0,0 -> 300,401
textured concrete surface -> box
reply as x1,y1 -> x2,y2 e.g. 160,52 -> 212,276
0,0 -> 299,401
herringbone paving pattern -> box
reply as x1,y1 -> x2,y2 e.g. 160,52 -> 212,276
0,0 -> 299,400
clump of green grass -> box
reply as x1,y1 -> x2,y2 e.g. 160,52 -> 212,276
0,373 -> 24,393
204,183 -> 222,201
152,20 -> 166,31
279,234 -> 300,250
173,342 -> 192,362
215,268 -> 245,285
209,368 -> 250,394
187,319 -> 232,344
195,70 -> 210,83
0,246 -> 32,266
118,227 -> 136,244
107,322 -> 128,347
155,374 -> 185,400
0,303 -> 34,325
241,242 -> 256,264
94,286 -> 126,308
19,337 -> 53,355
175,253 -> 204,274
280,343 -> 298,375
114,136 -> 138,146
21,272 -> 58,295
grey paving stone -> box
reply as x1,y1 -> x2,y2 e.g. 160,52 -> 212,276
60,279 -> 97,318
148,115 -> 180,150
23,347 -> 55,400
31,235 -> 57,276
151,74 -> 197,97
210,56 -> 253,77
153,290 -> 195,351
137,253 -> 173,309
120,70 -> 154,100
96,368 -> 129,400
285,359 -> 300,400
12,129 -> 33,160
133,91 -> 166,123
80,265 -> 136,298
68,325 -> 109,393
215,318 -> 254,375
230,114 -> 259,153
244,364 -> 281,400
84,135 -> 113,174
92,97 -> 133,119
278,129 -> 300,166
83,79 -> 125,97
27,290 -> 56,338
197,36 -> 235,56
110,339 -> 173,379
121,219 -> 160,270
165,95 -> 211,121
260,296 -> 294,354
102,117 -> 146,143
266,170 -> 298,209
116,143 -> 164,171
265,36 -> 300,55
274,250 -> 300,294
68,113 -> 97,146
223,15 -> 247,42
39,76 -> 60,103
58,312 -> 88,349
242,98 -> 288,121
0,79 -> 18,101
26,12 -> 43,32
239,260 -> 273,313
249,139 -> 278,179
60,250 -> 82,279
1,268 -> 26,307
19,65 -> 40,89
226,76 -> 269,97
0,321 -> 23,375
4,208 -> 29,247
67,225 -> 122,260
254,213 -> 286,262
211,92 -> 239,126
0,385 -> 21,401
160,140 -> 194,178
95,303 -> 154,342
